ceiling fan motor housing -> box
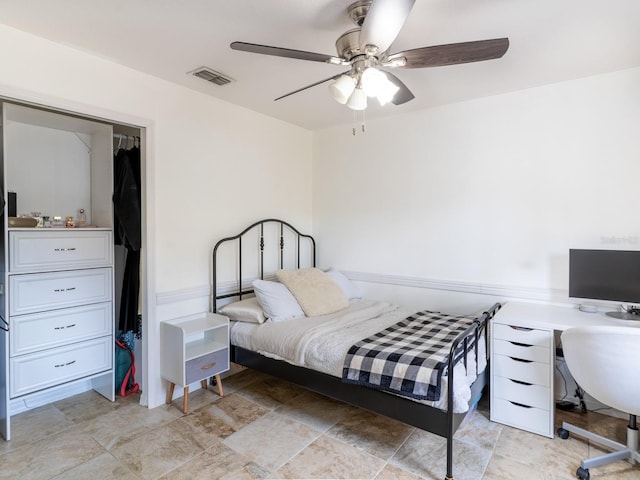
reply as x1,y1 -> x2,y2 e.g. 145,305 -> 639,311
348,1 -> 372,26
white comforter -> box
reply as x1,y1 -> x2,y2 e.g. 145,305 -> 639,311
230,299 -> 486,413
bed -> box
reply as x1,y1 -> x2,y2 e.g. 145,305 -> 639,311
212,219 -> 501,480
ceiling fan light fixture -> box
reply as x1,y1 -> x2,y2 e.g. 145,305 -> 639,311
329,74 -> 357,104
361,67 -> 387,97
346,87 -> 367,110
376,78 -> 400,106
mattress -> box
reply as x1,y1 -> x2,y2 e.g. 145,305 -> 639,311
230,299 -> 486,413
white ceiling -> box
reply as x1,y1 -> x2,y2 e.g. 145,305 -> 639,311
1,0 -> 639,130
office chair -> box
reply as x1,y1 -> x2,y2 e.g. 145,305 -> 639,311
557,325 -> 640,480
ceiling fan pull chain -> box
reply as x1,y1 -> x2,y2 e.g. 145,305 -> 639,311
352,110 -> 356,136
362,109 -> 366,133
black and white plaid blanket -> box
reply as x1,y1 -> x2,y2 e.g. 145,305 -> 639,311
342,311 -> 479,401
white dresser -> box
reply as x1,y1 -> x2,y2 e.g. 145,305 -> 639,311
6,229 -> 114,399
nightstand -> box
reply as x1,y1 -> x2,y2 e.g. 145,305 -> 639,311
160,312 -> 230,413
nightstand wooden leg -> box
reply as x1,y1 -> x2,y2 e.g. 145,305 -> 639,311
201,379 -> 208,390
166,383 -> 175,404
183,386 -> 189,413
215,374 -> 224,397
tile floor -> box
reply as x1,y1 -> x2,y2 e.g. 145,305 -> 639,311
0,369 -> 638,480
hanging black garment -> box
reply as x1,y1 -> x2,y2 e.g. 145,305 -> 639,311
113,146 -> 141,335
113,147 -> 141,250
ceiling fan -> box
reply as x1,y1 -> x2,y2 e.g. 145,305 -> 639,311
231,0 -> 509,110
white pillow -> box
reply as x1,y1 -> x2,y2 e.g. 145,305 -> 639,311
325,269 -> 363,300
218,297 -> 266,324
252,279 -> 305,322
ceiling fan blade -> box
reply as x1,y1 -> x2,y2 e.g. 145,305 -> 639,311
274,72 -> 349,101
383,72 -> 415,105
359,0 -> 416,53
231,41 -> 342,64
388,38 -> 509,69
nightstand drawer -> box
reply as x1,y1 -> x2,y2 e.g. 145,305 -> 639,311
9,335 -> 112,397
10,230 -> 113,273
10,302 -> 112,356
493,338 -> 550,363
185,348 -> 229,384
493,323 -> 552,348
492,354 -> 551,387
491,397 -> 552,437
492,376 -> 550,410
9,268 -> 112,316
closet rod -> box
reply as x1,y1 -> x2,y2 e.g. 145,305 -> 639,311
113,133 -> 139,140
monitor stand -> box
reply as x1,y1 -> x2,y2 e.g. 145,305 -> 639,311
606,310 -> 640,321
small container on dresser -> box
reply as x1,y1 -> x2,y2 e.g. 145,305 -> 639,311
160,312 -> 230,413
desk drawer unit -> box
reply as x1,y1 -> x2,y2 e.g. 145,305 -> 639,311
491,321 -> 554,438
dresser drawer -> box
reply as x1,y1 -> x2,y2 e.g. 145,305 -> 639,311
10,302 -> 112,356
9,268 -> 112,316
185,348 -> 229,384
9,336 -> 112,397
493,323 -> 552,348
492,354 -> 551,387
9,230 -> 113,273
493,338 -> 550,363
492,376 -> 551,410
491,397 -> 552,437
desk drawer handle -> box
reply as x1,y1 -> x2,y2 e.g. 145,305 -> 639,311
200,362 -> 217,370
509,341 -> 532,348
509,325 -> 533,331
509,379 -> 533,386
509,401 -> 532,409
54,247 -> 77,252
509,357 -> 532,363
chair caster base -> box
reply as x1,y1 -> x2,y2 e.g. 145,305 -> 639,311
576,466 -> 590,480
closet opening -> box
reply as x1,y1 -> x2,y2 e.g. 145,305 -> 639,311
0,97 -> 148,441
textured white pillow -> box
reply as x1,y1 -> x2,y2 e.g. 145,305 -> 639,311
276,268 -> 349,317
325,269 -> 363,300
252,279 -> 305,322
218,297 -> 266,324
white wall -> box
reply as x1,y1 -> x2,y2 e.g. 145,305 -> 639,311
313,67 -> 640,312
0,24 -> 313,408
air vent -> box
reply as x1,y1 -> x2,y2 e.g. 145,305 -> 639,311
189,67 -> 233,86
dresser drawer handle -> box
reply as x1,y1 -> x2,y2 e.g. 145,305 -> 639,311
54,360 -> 76,368
509,325 -> 533,331
509,341 -> 532,347
509,379 -> 533,386
54,323 -> 77,330
509,401 -> 532,409
53,287 -> 76,292
509,356 -> 532,363
200,362 -> 217,370
54,247 -> 77,252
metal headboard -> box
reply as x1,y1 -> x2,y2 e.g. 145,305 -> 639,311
212,219 -> 316,312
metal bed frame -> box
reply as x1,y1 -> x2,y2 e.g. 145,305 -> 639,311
212,219 -> 501,480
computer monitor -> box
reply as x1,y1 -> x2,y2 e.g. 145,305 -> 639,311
569,249 -> 640,319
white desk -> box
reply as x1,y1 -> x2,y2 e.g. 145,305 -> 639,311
490,301 -> 639,438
